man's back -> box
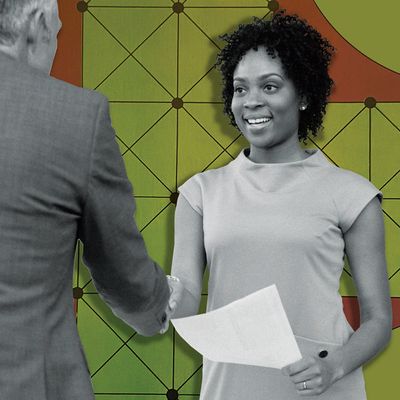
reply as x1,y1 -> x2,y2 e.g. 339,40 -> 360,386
0,51 -> 169,399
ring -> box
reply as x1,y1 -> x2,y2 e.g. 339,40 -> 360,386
166,275 -> 180,282
302,381 -> 307,390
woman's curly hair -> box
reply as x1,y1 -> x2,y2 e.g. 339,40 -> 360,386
216,11 -> 335,141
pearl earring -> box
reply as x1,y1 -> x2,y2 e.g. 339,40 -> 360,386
299,104 -> 307,111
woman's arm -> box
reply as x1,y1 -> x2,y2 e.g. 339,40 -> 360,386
283,197 -> 392,395
336,196 -> 392,373
170,194 -> 207,318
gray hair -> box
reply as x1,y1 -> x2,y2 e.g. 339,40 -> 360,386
0,0 -> 54,46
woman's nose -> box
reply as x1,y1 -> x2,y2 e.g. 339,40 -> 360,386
244,90 -> 265,109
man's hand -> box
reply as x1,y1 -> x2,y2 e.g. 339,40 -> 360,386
159,275 -> 184,334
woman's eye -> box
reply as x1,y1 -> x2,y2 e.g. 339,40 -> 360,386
234,86 -> 246,94
264,84 -> 277,92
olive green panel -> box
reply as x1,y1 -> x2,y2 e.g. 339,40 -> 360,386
89,0 -> 172,7
378,103 -> 400,128
314,103 -> 366,148
371,108 -> 400,189
381,172 -> 400,199
96,55 -> 172,101
184,103 -> 242,149
323,106 -> 370,178
110,103 -> 172,151
83,11 -> 128,90
134,14 -> 178,96
91,345 -> 168,392
122,151 -> 171,196
134,198 -> 172,231
364,327 -> 400,397
183,66 -> 222,102
178,14 -> 220,97
88,8 -> 172,54
133,109 -> 177,191
174,333 -> 203,394
78,295 -> 135,372
339,272 -> 357,297
177,108 -> 227,183
121,332 -> 174,389
140,203 -> 175,271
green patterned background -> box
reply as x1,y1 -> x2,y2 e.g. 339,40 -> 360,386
72,1 -> 400,398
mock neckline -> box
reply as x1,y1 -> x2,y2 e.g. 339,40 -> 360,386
230,148 -> 331,193
236,148 -> 328,168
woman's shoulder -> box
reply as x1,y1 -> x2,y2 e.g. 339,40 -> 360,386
180,161 -> 235,189
177,162 -> 235,214
318,162 -> 376,189
313,161 -> 382,210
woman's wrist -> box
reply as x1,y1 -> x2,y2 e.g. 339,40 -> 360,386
328,347 -> 345,383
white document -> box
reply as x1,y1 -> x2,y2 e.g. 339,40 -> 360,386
172,284 -> 301,369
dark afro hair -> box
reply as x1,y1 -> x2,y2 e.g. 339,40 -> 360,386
216,11 -> 335,141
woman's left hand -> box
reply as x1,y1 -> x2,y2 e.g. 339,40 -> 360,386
281,353 -> 343,396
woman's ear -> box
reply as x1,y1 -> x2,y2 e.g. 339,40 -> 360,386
299,96 -> 308,111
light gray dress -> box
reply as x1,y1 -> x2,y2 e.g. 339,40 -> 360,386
178,149 -> 381,399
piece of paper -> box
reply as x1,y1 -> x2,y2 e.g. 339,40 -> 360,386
172,284 -> 301,369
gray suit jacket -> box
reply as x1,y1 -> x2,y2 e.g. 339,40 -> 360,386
0,52 -> 169,399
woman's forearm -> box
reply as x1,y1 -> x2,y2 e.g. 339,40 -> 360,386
171,284 -> 201,319
330,314 -> 392,382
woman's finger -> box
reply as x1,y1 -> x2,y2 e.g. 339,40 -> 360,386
295,376 -> 323,396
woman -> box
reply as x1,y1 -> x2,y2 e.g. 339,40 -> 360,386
171,12 -> 391,399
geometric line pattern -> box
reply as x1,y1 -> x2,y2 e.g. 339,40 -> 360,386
72,1 -> 400,399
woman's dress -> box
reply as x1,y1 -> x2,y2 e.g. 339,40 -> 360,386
178,149 -> 381,399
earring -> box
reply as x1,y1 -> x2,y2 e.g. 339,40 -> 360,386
299,104 -> 307,111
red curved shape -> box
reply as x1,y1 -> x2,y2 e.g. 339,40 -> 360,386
343,297 -> 400,331
277,0 -> 400,102
51,0 -> 82,87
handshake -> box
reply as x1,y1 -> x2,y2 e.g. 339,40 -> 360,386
159,275 -> 184,334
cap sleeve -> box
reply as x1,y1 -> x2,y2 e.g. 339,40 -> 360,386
332,170 -> 382,233
178,174 -> 203,216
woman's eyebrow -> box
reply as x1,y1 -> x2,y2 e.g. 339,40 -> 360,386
233,73 -> 284,82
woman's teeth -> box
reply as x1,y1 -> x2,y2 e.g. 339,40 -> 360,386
246,117 -> 271,125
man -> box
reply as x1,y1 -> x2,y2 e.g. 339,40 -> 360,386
0,0 -> 181,398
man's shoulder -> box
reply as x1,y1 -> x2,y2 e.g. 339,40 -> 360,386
48,74 -> 105,108
0,51 -> 105,109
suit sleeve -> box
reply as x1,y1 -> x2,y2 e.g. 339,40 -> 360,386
78,96 -> 169,336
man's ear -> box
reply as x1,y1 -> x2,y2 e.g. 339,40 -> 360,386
26,9 -> 49,50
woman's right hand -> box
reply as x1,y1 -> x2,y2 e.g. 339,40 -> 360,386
159,275 -> 184,334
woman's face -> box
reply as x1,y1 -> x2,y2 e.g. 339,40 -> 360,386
231,47 -> 303,154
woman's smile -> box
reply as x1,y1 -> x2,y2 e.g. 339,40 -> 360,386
244,116 -> 273,130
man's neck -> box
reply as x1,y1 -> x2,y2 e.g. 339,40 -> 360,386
0,40 -> 27,63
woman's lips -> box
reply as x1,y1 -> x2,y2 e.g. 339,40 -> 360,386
244,116 -> 272,129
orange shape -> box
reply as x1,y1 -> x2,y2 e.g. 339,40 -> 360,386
278,0 -> 400,102
51,0 -> 82,86
343,297 -> 400,330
